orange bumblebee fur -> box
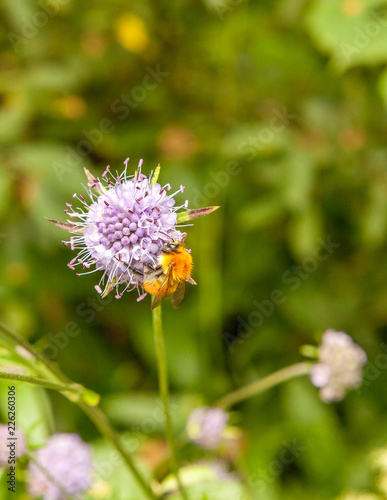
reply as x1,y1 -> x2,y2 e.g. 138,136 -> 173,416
142,239 -> 195,309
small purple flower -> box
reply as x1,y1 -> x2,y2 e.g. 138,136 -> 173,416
27,433 -> 92,500
310,329 -> 367,402
186,407 -> 229,450
0,425 -> 27,467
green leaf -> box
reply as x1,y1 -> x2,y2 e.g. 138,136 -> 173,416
305,0 -> 387,70
103,392 -> 197,431
91,439 -> 152,500
81,387 -> 101,406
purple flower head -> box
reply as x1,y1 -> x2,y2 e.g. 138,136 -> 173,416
49,158 -> 219,301
27,433 -> 92,500
0,425 -> 27,467
55,160 -> 189,299
186,407 -> 229,450
310,329 -> 367,403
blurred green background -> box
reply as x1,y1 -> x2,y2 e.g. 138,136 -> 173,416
1,0 -> 387,498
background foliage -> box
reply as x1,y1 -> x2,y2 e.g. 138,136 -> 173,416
1,0 -> 387,498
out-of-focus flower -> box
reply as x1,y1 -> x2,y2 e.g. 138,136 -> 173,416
158,126 -> 198,160
371,447 -> 387,472
221,426 -> 246,461
28,433 -> 92,500
200,460 -> 237,480
186,407 -> 228,450
160,461 -> 242,498
55,96 -> 87,120
310,329 -> 367,402
370,447 -> 387,496
48,159 -> 218,300
138,438 -> 169,468
89,479 -> 112,499
342,0 -> 366,17
115,14 -> 149,53
81,33 -> 108,58
376,475 -> 387,497
0,425 -> 27,467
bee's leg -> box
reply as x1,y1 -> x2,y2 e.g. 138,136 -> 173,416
128,266 -> 144,277
144,261 -> 164,276
144,267 -> 165,280
114,256 -> 144,277
146,263 -> 160,271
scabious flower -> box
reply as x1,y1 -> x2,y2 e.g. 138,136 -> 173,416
27,433 -> 92,500
0,425 -> 27,467
186,407 -> 229,450
48,159 -> 217,299
310,329 -> 367,403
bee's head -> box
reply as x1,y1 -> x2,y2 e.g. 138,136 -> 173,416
161,238 -> 181,253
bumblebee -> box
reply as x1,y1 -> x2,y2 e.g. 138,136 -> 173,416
143,238 -> 196,310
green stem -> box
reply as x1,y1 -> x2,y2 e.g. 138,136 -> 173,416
0,322 -> 69,383
152,305 -> 188,500
215,362 -> 313,410
79,403 -> 157,500
0,371 -> 81,395
0,323 -> 157,500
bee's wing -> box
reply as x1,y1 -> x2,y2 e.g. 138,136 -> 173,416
171,280 -> 186,309
156,265 -> 173,294
149,264 -> 174,310
151,294 -> 165,310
